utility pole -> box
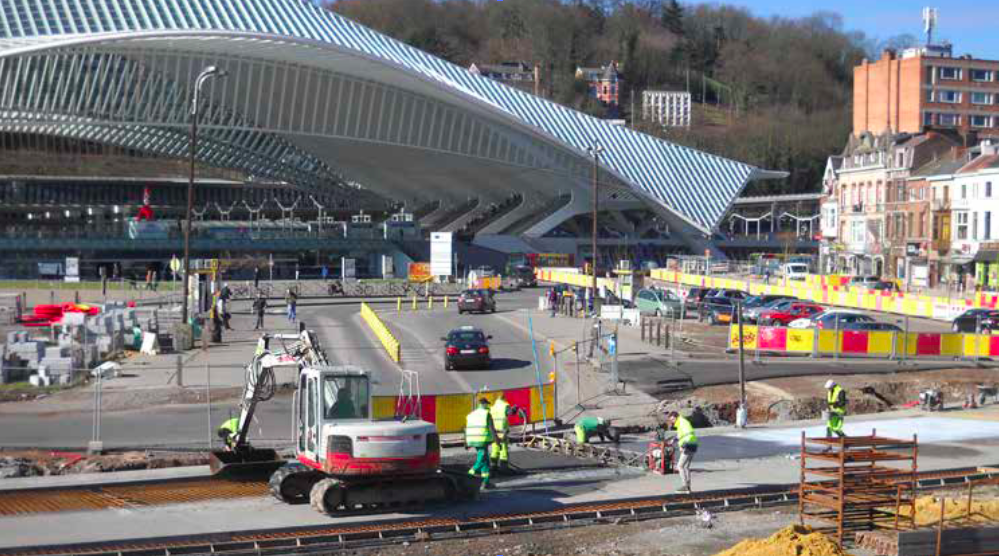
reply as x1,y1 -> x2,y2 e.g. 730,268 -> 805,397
737,300 -> 747,428
587,140 -> 605,315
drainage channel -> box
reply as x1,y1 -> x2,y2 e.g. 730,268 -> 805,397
2,468 -> 995,556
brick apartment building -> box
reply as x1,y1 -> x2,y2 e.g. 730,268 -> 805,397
855,44 -> 999,139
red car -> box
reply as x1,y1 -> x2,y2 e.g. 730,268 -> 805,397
758,302 -> 824,326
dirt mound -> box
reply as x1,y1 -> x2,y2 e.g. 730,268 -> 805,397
0,450 -> 207,478
713,525 -> 852,556
899,495 -> 999,527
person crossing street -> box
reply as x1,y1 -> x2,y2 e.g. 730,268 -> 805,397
465,398 -> 498,489
825,380 -> 847,438
252,294 -> 267,330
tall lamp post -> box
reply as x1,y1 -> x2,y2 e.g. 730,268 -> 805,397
587,140 -> 605,314
182,66 -> 227,326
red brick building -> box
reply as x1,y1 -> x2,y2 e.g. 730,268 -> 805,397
575,62 -> 621,106
855,44 -> 999,138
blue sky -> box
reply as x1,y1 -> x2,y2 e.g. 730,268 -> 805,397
742,0 -> 999,59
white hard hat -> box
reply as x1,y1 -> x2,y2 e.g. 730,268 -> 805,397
825,380 -> 836,389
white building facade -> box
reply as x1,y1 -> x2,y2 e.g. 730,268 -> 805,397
642,91 -> 691,128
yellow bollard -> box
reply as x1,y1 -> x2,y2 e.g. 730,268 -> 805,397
444,295 -> 449,309
412,295 -> 418,311
397,297 -> 402,314
428,296 -> 434,310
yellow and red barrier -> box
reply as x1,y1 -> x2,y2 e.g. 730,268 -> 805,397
371,382 -> 556,434
360,302 -> 401,363
471,276 -> 502,291
728,325 -> 999,358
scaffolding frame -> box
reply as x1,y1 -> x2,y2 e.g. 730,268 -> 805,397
799,430 -> 918,546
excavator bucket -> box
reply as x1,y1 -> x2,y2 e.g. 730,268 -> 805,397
209,449 -> 284,480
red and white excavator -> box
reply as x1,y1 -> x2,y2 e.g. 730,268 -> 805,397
210,328 -> 478,514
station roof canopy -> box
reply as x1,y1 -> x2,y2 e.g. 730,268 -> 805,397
0,0 -> 780,233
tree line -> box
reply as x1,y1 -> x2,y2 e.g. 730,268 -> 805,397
327,0 -> 918,195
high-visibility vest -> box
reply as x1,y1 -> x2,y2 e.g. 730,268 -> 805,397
828,385 -> 846,415
491,399 -> 510,433
676,415 -> 698,447
220,418 -> 239,434
465,408 -> 493,447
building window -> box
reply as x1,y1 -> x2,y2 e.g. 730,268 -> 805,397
939,113 -> 960,126
936,90 -> 962,103
974,212 -> 979,239
963,183 -> 968,199
988,182 -> 993,198
972,92 -> 993,105
972,115 -> 992,128
971,69 -> 993,82
939,67 -> 962,80
987,211 -> 993,240
924,112 -> 934,126
957,212 -> 969,240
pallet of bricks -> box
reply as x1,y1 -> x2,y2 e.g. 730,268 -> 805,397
799,431 -> 917,547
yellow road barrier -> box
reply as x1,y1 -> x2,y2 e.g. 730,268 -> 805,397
360,302 -> 401,363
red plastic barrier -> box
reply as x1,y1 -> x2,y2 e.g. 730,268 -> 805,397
841,331 -> 868,354
915,334 -> 941,356
758,327 -> 787,351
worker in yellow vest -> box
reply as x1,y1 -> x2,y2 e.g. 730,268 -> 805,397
465,398 -> 498,489
217,417 -> 240,451
489,394 -> 515,470
825,380 -> 847,438
665,411 -> 698,493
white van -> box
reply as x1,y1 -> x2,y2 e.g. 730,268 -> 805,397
782,263 -> 809,281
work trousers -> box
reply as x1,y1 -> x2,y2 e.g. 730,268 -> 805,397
490,433 -> 508,464
677,446 -> 694,490
826,412 -> 845,438
468,446 -> 491,485
254,312 -> 265,330
287,304 -> 297,321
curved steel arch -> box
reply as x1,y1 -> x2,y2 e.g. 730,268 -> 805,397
0,0 -> 770,233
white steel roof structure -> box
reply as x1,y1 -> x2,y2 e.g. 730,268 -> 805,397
0,0 -> 780,235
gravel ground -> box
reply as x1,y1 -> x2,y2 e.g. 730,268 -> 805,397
348,508 -> 799,556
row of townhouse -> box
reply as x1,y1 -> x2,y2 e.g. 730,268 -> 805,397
822,132 -> 999,291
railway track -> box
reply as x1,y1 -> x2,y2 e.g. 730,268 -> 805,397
0,466 -> 995,556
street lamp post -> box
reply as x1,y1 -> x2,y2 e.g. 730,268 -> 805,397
587,141 -> 604,315
182,66 -> 227,326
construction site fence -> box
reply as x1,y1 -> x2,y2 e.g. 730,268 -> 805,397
649,269 -> 983,322
534,269 -> 620,295
372,382 -> 556,434
728,324 -> 999,359
359,302 -> 401,363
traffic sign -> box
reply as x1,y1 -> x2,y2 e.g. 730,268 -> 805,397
169,257 -> 181,273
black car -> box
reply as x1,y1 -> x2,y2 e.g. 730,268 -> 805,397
685,287 -> 711,310
442,326 -> 492,370
952,309 -> 999,333
511,265 -> 536,288
710,289 -> 748,300
457,289 -> 496,314
699,297 -> 736,325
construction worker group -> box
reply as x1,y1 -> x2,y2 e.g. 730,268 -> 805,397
464,393 -> 517,489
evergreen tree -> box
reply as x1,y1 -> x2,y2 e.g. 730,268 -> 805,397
661,0 -> 684,36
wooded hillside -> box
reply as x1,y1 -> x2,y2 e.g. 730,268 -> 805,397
327,0 -> 908,195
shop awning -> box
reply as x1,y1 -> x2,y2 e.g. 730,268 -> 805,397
973,250 -> 999,262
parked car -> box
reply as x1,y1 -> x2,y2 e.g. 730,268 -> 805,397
635,288 -> 683,317
709,289 -> 749,301
781,263 -> 809,281
442,326 -> 492,370
510,265 -> 536,288
699,297 -> 736,325
743,297 -> 797,323
848,276 -> 881,288
841,321 -> 903,332
790,311 -> 875,329
952,309 -> 999,333
457,289 -> 496,314
758,302 -> 824,326
684,287 -> 713,310
870,280 -> 899,292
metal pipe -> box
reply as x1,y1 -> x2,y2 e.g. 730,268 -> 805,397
588,141 -> 604,317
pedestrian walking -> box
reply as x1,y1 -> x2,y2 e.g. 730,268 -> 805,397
321,265 -> 329,281
253,267 -> 261,290
665,411 -> 698,493
588,319 -> 601,358
285,288 -> 298,322
548,288 -> 557,317
253,294 -> 267,330
465,398 -> 497,489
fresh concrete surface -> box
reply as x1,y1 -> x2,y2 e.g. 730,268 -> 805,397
0,465 -> 213,491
